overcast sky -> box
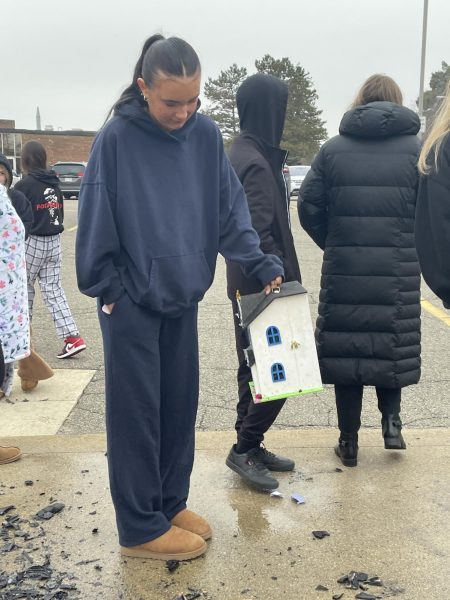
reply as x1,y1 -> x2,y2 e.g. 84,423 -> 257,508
2,0 -> 448,139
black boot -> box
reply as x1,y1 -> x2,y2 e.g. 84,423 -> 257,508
334,434 -> 358,467
382,414 -> 406,450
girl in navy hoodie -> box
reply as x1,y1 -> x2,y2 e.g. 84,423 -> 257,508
76,35 -> 283,562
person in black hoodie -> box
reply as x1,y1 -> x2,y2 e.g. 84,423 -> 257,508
416,80 -> 450,309
299,74 -> 421,467
76,35 -> 283,562
14,141 -> 86,359
0,154 -> 33,237
225,74 -> 301,491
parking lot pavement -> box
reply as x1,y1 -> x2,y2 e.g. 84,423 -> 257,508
23,201 -> 450,436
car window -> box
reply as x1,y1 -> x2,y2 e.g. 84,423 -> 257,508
53,164 -> 85,176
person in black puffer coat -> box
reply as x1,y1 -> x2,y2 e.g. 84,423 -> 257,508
298,74 -> 421,467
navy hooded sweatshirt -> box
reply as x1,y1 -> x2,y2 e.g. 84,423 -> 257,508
76,99 -> 283,317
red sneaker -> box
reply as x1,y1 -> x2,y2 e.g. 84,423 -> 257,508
57,336 -> 86,359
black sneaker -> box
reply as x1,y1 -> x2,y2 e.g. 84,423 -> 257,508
251,445 -> 295,472
226,445 -> 279,491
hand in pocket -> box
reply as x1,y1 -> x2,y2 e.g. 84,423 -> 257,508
102,303 -> 115,314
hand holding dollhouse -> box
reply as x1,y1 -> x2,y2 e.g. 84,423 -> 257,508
264,275 -> 283,295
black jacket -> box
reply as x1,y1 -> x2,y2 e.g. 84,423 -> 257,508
299,101 -> 421,388
15,170 -> 64,236
226,74 -> 301,299
415,135 -> 450,308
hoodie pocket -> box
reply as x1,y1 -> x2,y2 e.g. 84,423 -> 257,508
144,251 -> 213,316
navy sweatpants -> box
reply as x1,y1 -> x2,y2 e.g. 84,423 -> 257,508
99,292 -> 199,547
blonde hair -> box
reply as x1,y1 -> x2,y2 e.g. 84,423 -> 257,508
418,79 -> 450,174
352,74 -> 403,108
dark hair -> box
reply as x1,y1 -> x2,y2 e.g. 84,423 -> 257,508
108,34 -> 201,118
21,141 -> 47,172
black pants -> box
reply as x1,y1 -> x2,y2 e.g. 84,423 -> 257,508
99,293 -> 199,547
334,384 -> 402,435
231,298 -> 286,452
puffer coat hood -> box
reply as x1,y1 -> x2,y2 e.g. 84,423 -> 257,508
339,101 -> 420,139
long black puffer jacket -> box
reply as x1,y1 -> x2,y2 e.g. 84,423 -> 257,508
299,101 -> 421,388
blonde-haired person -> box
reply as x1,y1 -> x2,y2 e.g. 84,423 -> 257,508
416,80 -> 450,308
298,74 -> 421,467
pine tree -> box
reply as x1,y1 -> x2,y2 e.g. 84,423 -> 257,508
203,64 -> 248,140
423,61 -> 450,128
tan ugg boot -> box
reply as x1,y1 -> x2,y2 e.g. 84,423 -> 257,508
0,446 -> 22,465
17,349 -> 54,391
20,379 -> 39,391
120,525 -> 207,560
171,509 -> 213,540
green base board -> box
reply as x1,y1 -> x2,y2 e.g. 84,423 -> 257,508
249,381 -> 324,403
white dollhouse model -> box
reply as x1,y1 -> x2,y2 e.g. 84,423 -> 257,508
237,281 -> 323,403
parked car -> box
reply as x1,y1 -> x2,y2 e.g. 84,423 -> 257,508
289,165 -> 311,196
52,161 -> 87,198
283,165 -> 292,196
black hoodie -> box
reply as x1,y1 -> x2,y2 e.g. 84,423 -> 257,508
0,153 -> 33,238
226,73 -> 301,299
15,169 -> 64,236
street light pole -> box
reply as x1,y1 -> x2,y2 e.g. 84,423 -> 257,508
418,0 -> 429,119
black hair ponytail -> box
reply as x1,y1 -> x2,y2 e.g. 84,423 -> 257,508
105,34 -> 201,123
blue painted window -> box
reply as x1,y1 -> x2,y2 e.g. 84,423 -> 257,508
271,363 -> 286,382
266,326 -> 282,346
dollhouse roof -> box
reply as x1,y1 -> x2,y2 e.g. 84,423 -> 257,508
238,280 -> 307,329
